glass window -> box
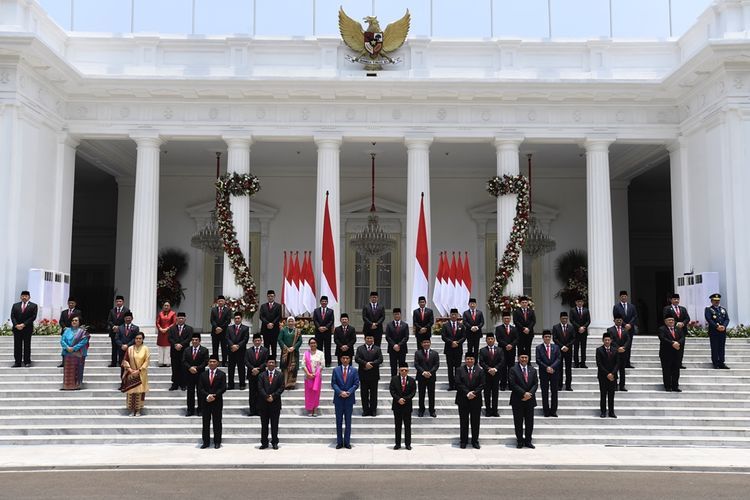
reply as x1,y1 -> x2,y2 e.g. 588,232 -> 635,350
433,0 -> 491,38
255,0 -> 313,36
38,0 -> 72,30
354,250 -> 394,310
493,0 -> 549,38
375,252 -> 392,308
73,0 -> 132,33
670,0 -> 711,37
549,0 -> 609,38
612,0 -> 669,38
213,254 -> 224,301
354,252 -> 372,311
377,0 -> 431,38
133,0 -> 192,34
194,0 -> 252,35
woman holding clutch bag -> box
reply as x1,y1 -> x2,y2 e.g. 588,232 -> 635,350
61,315 -> 90,390
121,331 -> 150,416
303,337 -> 325,416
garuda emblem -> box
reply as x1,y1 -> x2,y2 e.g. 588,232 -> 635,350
339,7 -> 410,70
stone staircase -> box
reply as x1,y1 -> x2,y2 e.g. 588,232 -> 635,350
0,335 -> 749,447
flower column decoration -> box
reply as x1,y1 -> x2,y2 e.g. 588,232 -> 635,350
215,172 -> 261,315
486,174 -> 530,317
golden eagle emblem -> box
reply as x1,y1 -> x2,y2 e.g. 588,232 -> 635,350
339,7 -> 410,70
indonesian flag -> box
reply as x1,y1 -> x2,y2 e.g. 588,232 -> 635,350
282,251 -> 290,315
463,251 -> 472,300
449,252 -> 458,312
434,252 -> 448,317
320,192 -> 338,307
287,251 -> 301,316
456,252 -> 466,310
301,251 -> 317,315
410,194 -> 429,311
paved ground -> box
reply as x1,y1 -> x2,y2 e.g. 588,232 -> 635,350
0,469 -> 747,500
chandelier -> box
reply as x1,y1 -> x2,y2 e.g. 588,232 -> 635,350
190,152 -> 224,255
351,149 -> 396,259
522,153 -> 556,258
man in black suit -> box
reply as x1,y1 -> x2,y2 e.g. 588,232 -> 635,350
509,353 -> 538,448
198,356 -> 227,449
552,312 -> 575,391
512,296 -> 536,357
313,295 -> 335,367
658,315 -> 685,392
245,333 -> 268,416
536,330 -> 561,417
259,290 -> 282,359
57,297 -> 82,367
412,296 -> 434,344
209,295 -> 232,366
226,313 -> 250,390
385,308 -> 409,377
354,333 -> 383,416
613,290 -> 637,368
479,333 -> 504,417
333,313 -> 356,365
596,332 -> 619,418
183,333 -> 209,417
362,291 -> 385,347
607,313 -> 631,391
115,312 -> 138,369
463,298 -> 485,356
495,311 -> 517,391
167,312 -> 193,390
107,295 -> 131,367
10,291 -> 38,367
414,338 -> 439,417
441,308 -> 466,391
663,293 -> 690,369
390,362 -> 416,450
570,296 -> 591,368
258,357 -> 284,449
455,352 -> 484,449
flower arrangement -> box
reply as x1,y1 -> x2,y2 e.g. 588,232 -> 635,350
486,174 -> 530,317
687,324 -> 750,338
34,318 -> 61,336
216,172 -> 261,316
280,317 -> 316,337
0,322 -> 13,336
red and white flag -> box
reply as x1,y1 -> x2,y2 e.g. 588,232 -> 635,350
463,252 -> 472,299
456,252 -> 466,310
287,251 -> 301,316
281,251 -> 290,315
410,194 -> 429,311
448,252 -> 458,312
435,252 -> 449,317
301,251 -> 317,315
432,252 -> 444,317
320,192 -> 338,307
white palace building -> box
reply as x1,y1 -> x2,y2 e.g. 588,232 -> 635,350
1,0 -> 749,334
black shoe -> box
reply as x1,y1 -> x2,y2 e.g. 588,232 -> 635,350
665,388 -> 672,392
680,365 -> 686,369
609,413 -> 617,418
472,442 -> 480,449
544,412 -> 550,417
393,445 -> 401,450
719,364 -> 730,369
619,387 -> 628,392
344,444 -> 351,449
430,411 -> 437,418
565,387 -> 573,391
579,364 -> 588,369
228,386 -> 235,390
197,411 -> 203,417
24,363 -> 31,367
371,411 -> 377,417
221,362 -> 227,367
459,443 -> 467,449
57,363 -> 64,368
600,412 -> 606,418
272,444 -> 279,450
574,363 -> 580,368
200,443 -> 210,449
169,385 -> 179,391
240,385 -> 246,390
108,363 -> 117,368
673,388 -> 682,392
405,445 -> 412,450
362,411 -> 370,417
448,385 -> 455,391
12,364 -> 21,368
186,411 -> 195,417
524,443 -> 535,449
259,444 -> 269,449
516,442 -> 524,449
180,386 -> 187,391
485,410 -> 492,417
214,443 -> 221,449
493,411 -> 500,417
550,413 -> 558,417
418,410 -> 424,417
626,364 -> 635,369
336,443 -> 343,449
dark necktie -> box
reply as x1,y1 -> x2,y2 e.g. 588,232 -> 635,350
522,367 -> 528,383
209,370 -> 215,386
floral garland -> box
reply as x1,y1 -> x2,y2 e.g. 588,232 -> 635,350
486,174 -> 531,317
216,172 -> 262,315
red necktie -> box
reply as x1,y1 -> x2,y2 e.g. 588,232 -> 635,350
192,348 -> 197,360
178,325 -> 183,335
343,367 -> 348,383
126,325 -> 131,336
617,327 -> 622,339
506,325 -> 510,336
523,368 -> 528,383
674,306 -> 680,318
670,327 -> 676,339
424,350 -> 429,360
607,347 -> 612,358
546,345 -> 551,359
468,368 -> 473,381
523,309 -> 528,320
21,303 -> 26,313
490,347 -> 495,359
452,322 -> 456,337
255,348 -> 259,360
209,370 -> 215,385
269,371 -> 273,385
401,377 -> 406,392
472,310 -> 476,321
420,309 -> 425,321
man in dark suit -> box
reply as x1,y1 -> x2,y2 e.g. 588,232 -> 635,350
244,333 -> 268,416
209,295 -> 232,366
259,290 -> 282,359
512,296 -> 536,357
495,311 -> 517,391
412,296 -> 434,344
663,293 -> 690,369
613,291 -> 637,368
414,338 -> 439,417
607,313 -> 631,391
167,312 -> 193,390
705,293 -> 730,369
385,308 -> 409,377
115,312 -> 138,369
198,356 -> 227,449
10,291 -> 38,367
552,312 -> 575,391
107,295 -> 130,367
463,298 -> 485,356
333,313 -> 356,365
354,333 -> 383,416
455,352 -> 484,449
226,313 -> 250,390
183,333 -> 209,417
658,315 -> 685,392
332,353 -> 360,449
362,291 -> 385,347
536,330 -> 561,417
479,333 -> 504,417
57,297 -> 82,367
390,362 -> 416,450
596,332 -> 619,418
313,295 -> 335,367
508,353 -> 538,448
570,296 -> 591,368
258,357 -> 284,449
441,308 -> 466,390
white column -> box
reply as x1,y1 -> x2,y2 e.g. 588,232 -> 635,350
668,138 -> 691,279
221,135 -> 252,298
128,134 -> 162,333
405,136 -> 433,311
314,135 -> 341,318
51,133 -> 79,273
494,137 -> 524,296
585,138 -> 616,331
